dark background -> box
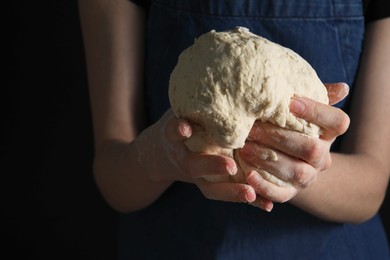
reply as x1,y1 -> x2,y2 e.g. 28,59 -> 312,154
7,1 -> 118,259
7,0 -> 389,259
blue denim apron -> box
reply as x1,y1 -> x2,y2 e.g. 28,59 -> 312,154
119,0 -> 390,259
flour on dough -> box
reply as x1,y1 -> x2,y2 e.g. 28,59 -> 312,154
169,27 -> 328,184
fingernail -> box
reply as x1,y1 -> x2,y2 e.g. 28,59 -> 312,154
227,164 -> 237,175
264,201 -> 273,212
245,192 -> 256,203
256,198 -> 273,212
178,122 -> 191,137
241,186 -> 256,203
290,97 -> 305,115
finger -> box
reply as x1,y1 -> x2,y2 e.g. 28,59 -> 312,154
250,197 -> 274,212
289,96 -> 350,140
246,170 -> 298,203
238,142 -> 319,186
196,179 -> 257,203
184,153 -> 238,179
324,82 -> 350,105
247,123 -> 331,169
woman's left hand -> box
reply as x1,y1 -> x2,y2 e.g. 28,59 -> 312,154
238,83 -> 350,210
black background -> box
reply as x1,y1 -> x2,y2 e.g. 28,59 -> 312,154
8,1 -> 118,259
7,0 -> 389,259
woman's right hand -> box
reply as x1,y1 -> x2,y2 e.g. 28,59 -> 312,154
135,109 -> 257,204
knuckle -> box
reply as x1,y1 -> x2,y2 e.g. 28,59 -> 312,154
291,163 -> 318,188
291,165 -> 308,187
334,112 -> 350,135
303,140 -> 324,166
322,155 -> 332,171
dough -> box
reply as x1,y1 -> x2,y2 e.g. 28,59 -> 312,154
168,27 -> 328,184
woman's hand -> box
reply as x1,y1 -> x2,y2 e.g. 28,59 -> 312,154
135,109 -> 257,204
238,83 -> 350,209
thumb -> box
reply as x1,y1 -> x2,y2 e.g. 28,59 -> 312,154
164,113 -> 193,143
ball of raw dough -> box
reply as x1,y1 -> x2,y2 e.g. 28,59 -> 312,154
168,27 -> 328,185
169,27 -> 328,151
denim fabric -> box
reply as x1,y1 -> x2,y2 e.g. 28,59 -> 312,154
119,0 -> 389,259
145,0 -> 364,124
119,184 -> 389,260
